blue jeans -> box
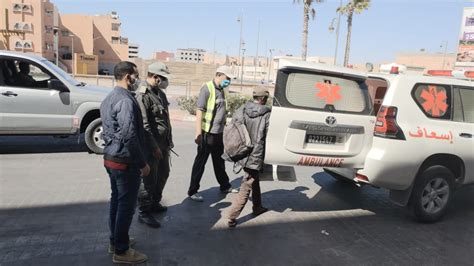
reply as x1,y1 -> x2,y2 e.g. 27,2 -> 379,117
106,166 -> 141,254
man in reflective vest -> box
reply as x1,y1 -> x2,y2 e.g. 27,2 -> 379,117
187,65 -> 238,202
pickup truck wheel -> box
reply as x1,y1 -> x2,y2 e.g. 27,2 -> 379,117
409,165 -> 454,223
85,118 -> 104,154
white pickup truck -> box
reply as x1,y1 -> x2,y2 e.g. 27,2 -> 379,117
0,51 -> 108,153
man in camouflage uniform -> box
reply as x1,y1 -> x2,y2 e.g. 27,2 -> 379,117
135,62 -> 173,228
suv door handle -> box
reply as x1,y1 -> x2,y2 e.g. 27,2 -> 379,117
1,91 -> 18,97
459,133 -> 473,138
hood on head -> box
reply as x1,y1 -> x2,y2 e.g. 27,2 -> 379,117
244,102 -> 271,118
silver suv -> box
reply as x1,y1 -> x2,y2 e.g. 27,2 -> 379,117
0,51 -> 108,153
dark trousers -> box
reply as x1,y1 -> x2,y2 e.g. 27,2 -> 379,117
138,150 -> 170,212
188,132 -> 231,196
106,166 -> 141,254
227,169 -> 262,220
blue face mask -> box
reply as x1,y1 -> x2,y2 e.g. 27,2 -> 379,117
220,79 -> 230,88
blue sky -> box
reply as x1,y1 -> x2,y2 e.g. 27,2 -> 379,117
54,0 -> 472,64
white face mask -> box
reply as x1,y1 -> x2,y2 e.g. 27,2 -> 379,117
158,79 -> 169,90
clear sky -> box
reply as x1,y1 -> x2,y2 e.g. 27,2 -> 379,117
54,0 -> 473,64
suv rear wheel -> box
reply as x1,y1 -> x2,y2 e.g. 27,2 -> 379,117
85,118 -> 104,154
409,165 -> 454,223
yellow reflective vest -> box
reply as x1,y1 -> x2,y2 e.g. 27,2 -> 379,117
202,81 -> 228,133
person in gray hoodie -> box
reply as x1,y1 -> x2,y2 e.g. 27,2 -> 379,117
226,87 -> 271,227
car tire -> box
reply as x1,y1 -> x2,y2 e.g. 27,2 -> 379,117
85,118 -> 104,154
409,165 -> 454,223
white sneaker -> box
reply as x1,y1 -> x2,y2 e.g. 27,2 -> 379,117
190,193 -> 204,202
221,187 -> 239,193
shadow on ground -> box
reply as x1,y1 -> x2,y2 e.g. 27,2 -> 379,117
1,173 -> 473,265
0,135 -> 89,154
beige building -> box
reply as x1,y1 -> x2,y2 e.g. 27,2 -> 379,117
59,11 -> 129,74
176,48 -> 206,63
0,0 -> 58,61
395,52 -> 457,72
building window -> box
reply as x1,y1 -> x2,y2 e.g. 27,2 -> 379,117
111,37 -> 120,44
45,9 -> 53,16
99,50 -> 105,55
44,25 -> 53,33
61,30 -> 70,37
112,23 -> 120,31
44,43 -> 53,51
181,57 -> 183,60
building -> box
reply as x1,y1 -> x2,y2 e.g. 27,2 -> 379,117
59,11 -> 130,73
128,43 -> 139,59
176,48 -> 206,63
152,51 -> 174,61
395,52 -> 457,72
0,0 -> 59,61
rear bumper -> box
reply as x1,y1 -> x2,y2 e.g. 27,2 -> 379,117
357,146 -> 419,190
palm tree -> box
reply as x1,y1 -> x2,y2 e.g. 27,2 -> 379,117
294,0 -> 323,61
338,0 -> 370,66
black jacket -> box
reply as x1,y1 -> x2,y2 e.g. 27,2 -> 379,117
100,86 -> 147,168
135,81 -> 173,153
232,102 -> 271,171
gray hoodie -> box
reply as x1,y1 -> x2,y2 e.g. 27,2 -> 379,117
232,101 -> 271,171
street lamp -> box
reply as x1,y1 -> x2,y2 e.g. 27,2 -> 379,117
328,18 -> 336,32
237,12 -> 244,80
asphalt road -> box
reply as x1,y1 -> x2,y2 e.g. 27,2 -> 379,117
1,121 -> 473,265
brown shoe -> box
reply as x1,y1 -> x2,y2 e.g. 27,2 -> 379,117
108,237 -> 137,254
112,248 -> 148,264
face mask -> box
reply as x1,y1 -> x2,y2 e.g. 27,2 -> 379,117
220,79 -> 230,88
128,76 -> 140,91
158,79 -> 169,90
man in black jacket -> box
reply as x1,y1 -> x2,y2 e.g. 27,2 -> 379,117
135,62 -> 173,228
226,87 -> 271,227
100,61 -> 149,264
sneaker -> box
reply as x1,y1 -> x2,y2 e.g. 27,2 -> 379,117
112,248 -> 148,264
138,212 -> 161,228
221,187 -> 239,193
108,238 -> 136,254
227,219 -> 237,228
252,206 -> 269,216
189,193 -> 204,202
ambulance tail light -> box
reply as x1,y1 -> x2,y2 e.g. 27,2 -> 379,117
374,106 -> 406,140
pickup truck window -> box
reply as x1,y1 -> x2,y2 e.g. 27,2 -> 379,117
1,59 -> 52,89
42,60 -> 79,86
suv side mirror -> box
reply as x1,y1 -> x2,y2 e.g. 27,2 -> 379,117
48,79 -> 69,92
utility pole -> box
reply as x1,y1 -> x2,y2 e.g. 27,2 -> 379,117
334,0 -> 342,65
71,35 -> 75,75
212,34 -> 216,65
441,40 -> 448,70
267,49 -> 274,83
241,48 -> 246,91
254,19 -> 260,83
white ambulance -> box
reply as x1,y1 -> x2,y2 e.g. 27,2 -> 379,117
265,59 -> 474,222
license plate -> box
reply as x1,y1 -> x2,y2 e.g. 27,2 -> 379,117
306,134 -> 336,144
